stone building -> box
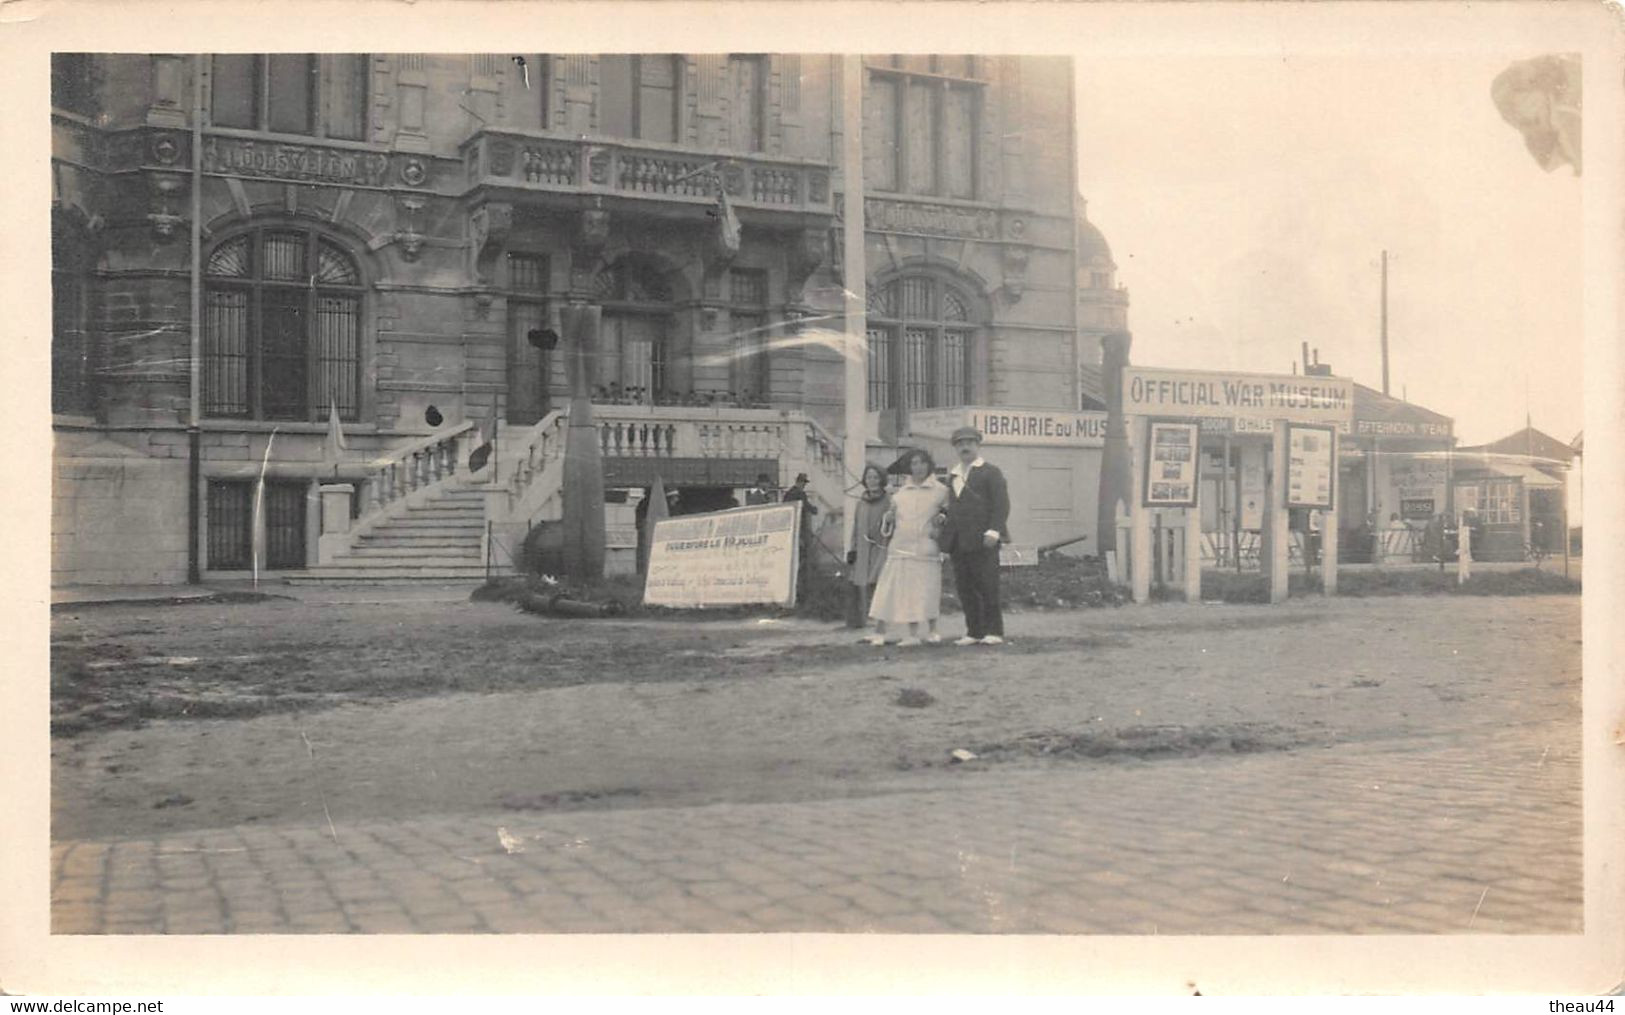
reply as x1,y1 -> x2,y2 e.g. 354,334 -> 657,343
50,53 -> 1110,584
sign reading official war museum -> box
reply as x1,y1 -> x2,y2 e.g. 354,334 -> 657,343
1124,367 -> 1355,426
909,407 -> 1108,447
643,502 -> 800,609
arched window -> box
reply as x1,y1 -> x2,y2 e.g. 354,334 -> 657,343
592,258 -> 674,402
204,228 -> 364,421
867,274 -> 977,411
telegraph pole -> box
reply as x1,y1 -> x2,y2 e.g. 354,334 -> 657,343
1380,250 -> 1390,396
841,55 -> 868,551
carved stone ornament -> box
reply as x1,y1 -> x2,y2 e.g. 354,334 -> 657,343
489,140 -> 517,177
149,133 -> 182,166
146,171 -> 187,241
587,147 -> 612,185
786,228 -> 830,296
395,197 -> 426,262
399,157 -> 429,187
1000,243 -> 1031,304
807,170 -> 830,204
721,163 -> 746,197
577,208 -> 611,254
469,201 -> 514,284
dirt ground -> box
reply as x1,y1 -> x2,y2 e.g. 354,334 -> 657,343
50,593 -> 1581,842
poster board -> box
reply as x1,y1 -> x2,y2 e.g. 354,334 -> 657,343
1143,418 -> 1201,507
1285,423 -> 1337,509
643,501 -> 800,608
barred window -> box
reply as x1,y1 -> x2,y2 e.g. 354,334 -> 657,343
204,229 -> 363,421
211,54 -> 369,140
867,275 -> 978,411
866,57 -> 982,199
207,479 -> 307,571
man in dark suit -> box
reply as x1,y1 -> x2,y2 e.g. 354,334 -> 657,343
941,427 -> 1010,646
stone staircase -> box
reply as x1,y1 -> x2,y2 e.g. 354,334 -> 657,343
287,483 -> 494,585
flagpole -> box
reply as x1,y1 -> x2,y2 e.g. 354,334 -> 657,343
841,55 -> 868,554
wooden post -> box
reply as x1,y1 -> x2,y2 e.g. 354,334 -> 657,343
1131,415 -> 1152,604
1267,420 -> 1290,603
1323,443 -> 1340,595
1184,502 -> 1202,602
1458,515 -> 1472,584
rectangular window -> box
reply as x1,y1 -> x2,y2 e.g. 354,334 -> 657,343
867,326 -> 893,411
266,54 -> 316,135
639,55 -> 680,143
728,55 -> 764,152
942,329 -> 969,405
211,54 -> 366,138
598,55 -> 635,138
868,63 -> 981,198
264,482 -> 308,570
203,289 -> 251,416
207,481 -> 253,570
903,80 -> 936,195
260,288 -> 308,420
864,76 -> 899,192
509,252 -> 549,293
315,295 -> 359,418
729,268 -> 770,401
324,54 -> 368,141
904,327 -> 935,409
51,54 -> 96,116
211,55 -> 258,129
942,85 -> 977,199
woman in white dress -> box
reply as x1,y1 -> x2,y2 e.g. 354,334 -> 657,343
866,449 -> 949,646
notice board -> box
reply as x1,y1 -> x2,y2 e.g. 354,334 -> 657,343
643,502 -> 801,608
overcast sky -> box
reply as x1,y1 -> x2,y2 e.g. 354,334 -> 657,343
1073,53 -> 1584,448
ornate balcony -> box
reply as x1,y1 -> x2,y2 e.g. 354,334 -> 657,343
459,129 -> 835,222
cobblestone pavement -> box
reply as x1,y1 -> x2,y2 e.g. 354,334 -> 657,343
51,717 -> 1580,935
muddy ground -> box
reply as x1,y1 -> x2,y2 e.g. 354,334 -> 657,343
50,594 -> 1580,842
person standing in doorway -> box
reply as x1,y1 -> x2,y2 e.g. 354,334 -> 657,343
745,472 -> 778,505
941,427 -> 1010,646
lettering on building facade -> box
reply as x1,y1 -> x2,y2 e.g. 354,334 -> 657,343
1123,367 -> 1355,425
202,136 -> 392,188
865,197 -> 998,239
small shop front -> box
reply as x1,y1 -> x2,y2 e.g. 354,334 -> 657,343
905,405 -> 1107,563
1336,383 -> 1456,563
1450,459 -> 1562,561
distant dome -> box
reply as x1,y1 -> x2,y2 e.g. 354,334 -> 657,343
1076,208 -> 1114,266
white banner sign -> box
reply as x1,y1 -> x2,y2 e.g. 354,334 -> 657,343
1125,367 -> 1354,425
910,406 -> 1108,447
644,503 -> 799,608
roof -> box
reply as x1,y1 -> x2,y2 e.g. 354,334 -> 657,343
1453,457 -> 1563,488
1352,383 -> 1453,428
1458,426 -> 1578,465
1076,208 -> 1114,265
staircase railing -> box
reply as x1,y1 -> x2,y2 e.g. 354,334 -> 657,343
353,419 -> 476,523
480,411 -> 568,575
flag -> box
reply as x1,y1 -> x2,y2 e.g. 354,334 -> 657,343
325,398 -> 347,468
716,180 -> 741,257
638,474 -> 670,575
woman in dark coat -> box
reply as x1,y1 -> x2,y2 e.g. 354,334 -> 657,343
846,464 -> 893,629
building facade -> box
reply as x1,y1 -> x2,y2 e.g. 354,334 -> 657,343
51,53 -> 1100,584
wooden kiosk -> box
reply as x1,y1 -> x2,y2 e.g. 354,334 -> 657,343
1119,367 -> 1355,604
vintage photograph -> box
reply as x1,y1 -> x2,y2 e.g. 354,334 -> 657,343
17,0 -> 1621,995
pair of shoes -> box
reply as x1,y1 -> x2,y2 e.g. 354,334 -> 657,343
895,637 -> 923,647
954,636 -> 981,647
924,633 -> 943,644
980,635 -> 1006,646
863,635 -> 887,646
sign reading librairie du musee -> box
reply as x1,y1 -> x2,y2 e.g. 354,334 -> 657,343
909,407 -> 1107,447
1124,367 -> 1354,425
644,502 -> 799,608
201,137 -> 392,188
1286,424 -> 1337,509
